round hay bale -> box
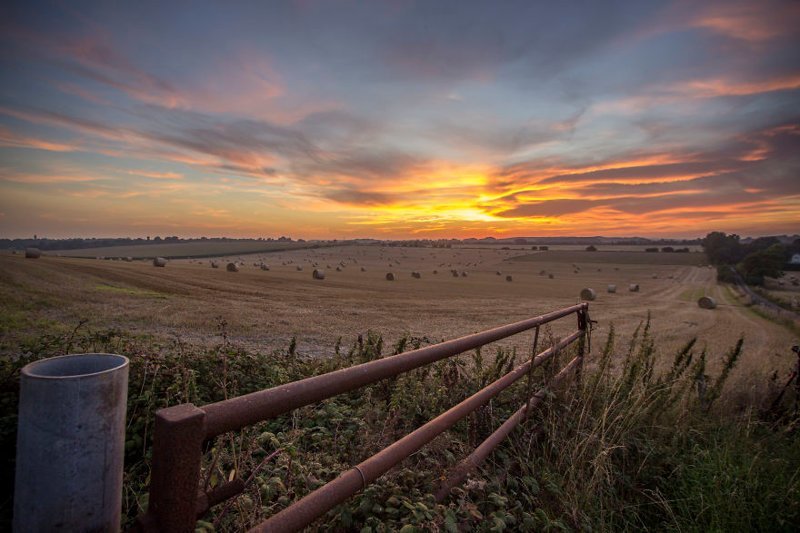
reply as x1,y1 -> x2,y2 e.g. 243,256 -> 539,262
153,257 -> 167,267
11,249 -> 18,255
124,257 -> 133,262
652,274 -> 658,279
580,288 -> 597,301
226,262 -> 239,272
698,296 -> 717,309
607,284 -> 617,293
461,271 -> 468,277
361,266 -> 366,272
433,270 -> 438,274
451,270 -> 459,277
506,275 -> 513,282
496,271 -> 502,276
25,248 -> 41,259
336,266 -> 342,272
260,264 -> 270,271
312,269 -> 326,280
296,266 -> 303,271
385,272 -> 395,281
211,261 -> 219,269
412,271 -> 421,279
629,283 -> 640,292
548,273 -> 554,279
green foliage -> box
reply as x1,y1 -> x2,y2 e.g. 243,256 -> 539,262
739,243 -> 788,285
703,231 -> 743,265
1,319 -> 798,531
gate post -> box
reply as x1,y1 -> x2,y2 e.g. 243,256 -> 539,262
138,404 -> 206,532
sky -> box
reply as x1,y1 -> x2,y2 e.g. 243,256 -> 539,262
0,0 -> 798,240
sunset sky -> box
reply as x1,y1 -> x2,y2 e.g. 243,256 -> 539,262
0,0 -> 798,239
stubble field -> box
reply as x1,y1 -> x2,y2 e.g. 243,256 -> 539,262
2,244 -> 796,398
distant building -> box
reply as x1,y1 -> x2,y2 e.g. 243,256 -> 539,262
791,253 -> 800,265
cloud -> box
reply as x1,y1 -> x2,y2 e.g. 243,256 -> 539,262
126,170 -> 183,180
0,126 -> 77,152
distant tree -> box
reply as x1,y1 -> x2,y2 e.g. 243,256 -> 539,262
586,245 -> 597,251
645,247 -> 658,252
539,245 -> 548,250
702,231 -> 742,264
747,236 -> 781,252
661,246 -> 674,253
739,244 -> 787,285
531,246 -> 538,250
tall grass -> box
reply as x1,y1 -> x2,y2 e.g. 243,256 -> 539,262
0,317 -> 798,531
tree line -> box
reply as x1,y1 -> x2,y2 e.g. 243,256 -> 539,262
702,231 -> 800,285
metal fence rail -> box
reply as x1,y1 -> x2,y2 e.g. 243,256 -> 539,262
136,302 -> 590,532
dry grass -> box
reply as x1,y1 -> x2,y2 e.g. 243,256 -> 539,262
1,245 -> 795,391
54,240 -> 329,259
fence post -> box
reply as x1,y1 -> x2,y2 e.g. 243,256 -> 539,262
139,404 -> 206,532
576,307 -> 588,387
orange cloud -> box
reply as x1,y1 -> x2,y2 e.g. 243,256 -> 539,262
671,74 -> 800,98
126,170 -> 184,180
0,127 -> 77,152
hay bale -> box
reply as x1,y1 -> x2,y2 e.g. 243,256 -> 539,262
548,273 -> 554,279
361,266 -> 366,272
433,270 -> 438,274
698,296 -> 716,309
261,264 -> 270,271
539,270 -> 546,276
461,271 -> 468,277
336,266 -> 342,271
385,272 -> 395,281
506,275 -> 513,282
211,261 -> 219,268
226,262 -> 239,272
451,270 -> 459,277
607,284 -> 617,293
25,248 -> 41,259
124,257 -> 133,262
296,266 -> 303,271
629,283 -> 640,292
496,271 -> 502,276
412,271 -> 421,279
153,257 -> 167,267
313,269 -> 326,280
580,288 -> 597,301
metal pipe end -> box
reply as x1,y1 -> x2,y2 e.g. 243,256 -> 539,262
22,353 -> 129,380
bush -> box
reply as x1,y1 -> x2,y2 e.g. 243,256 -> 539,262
1,319 -> 797,531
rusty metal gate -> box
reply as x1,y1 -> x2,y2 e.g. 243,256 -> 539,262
135,302 -> 591,532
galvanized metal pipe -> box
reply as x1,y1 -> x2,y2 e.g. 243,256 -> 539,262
435,355 -> 582,502
249,330 -> 583,533
14,353 -> 129,532
204,303 -> 587,437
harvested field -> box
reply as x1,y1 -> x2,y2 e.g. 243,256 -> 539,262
57,240 -> 332,259
511,249 -> 706,265
1,245 -> 796,395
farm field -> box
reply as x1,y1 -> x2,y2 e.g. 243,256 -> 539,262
46,240 -> 330,259
1,245 -> 796,397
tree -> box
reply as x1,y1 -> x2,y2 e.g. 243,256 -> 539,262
739,244 -> 787,285
586,245 -> 597,251
702,231 -> 742,265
